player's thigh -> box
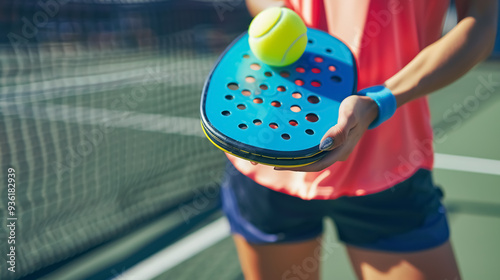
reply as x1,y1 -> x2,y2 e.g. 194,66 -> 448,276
221,162 -> 326,279
233,234 -> 322,280
346,240 -> 460,280
328,169 -> 459,279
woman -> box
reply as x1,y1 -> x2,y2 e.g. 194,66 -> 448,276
221,0 -> 498,279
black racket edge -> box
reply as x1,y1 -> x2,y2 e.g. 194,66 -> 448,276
203,123 -> 326,167
202,122 -> 329,166
200,29 -> 359,159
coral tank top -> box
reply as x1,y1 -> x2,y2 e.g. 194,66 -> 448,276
226,0 -> 449,200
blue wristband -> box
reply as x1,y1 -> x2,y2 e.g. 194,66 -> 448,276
358,85 -> 397,129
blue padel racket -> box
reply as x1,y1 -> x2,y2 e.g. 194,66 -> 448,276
201,28 -> 357,167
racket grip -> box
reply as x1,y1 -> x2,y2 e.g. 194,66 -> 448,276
358,85 -> 397,129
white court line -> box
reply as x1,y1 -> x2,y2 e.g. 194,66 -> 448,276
0,69 -> 145,99
0,57 -> 210,103
115,217 -> 230,280
434,153 -> 500,176
0,104 -> 205,138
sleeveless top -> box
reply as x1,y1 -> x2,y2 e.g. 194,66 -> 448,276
226,0 -> 450,200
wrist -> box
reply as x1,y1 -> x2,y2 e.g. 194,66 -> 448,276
360,96 -> 379,125
358,85 -> 397,129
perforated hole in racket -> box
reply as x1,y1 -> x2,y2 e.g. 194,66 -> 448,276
250,63 -> 261,70
253,98 -> 263,104
245,76 -> 255,83
280,71 -> 290,77
227,83 -> 238,90
290,105 -> 301,112
308,96 -> 320,104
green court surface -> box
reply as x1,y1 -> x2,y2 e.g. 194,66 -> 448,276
37,59 -> 499,280
149,60 -> 500,280
4,3 -> 499,280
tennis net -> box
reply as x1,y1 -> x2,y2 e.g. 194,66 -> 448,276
0,1 -> 251,279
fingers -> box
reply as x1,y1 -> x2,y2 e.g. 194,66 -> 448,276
319,115 -> 355,151
275,95 -> 373,172
276,128 -> 363,172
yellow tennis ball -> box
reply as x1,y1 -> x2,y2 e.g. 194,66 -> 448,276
248,7 -> 307,67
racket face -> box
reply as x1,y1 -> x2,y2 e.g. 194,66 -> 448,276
201,28 -> 357,161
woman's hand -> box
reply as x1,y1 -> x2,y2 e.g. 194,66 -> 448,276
246,0 -> 285,17
275,95 -> 379,172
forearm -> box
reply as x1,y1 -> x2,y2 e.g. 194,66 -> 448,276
246,0 -> 284,17
385,0 -> 498,107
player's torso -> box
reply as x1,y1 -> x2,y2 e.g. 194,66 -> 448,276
228,0 -> 450,200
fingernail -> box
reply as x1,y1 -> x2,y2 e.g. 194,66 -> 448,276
319,137 -> 334,151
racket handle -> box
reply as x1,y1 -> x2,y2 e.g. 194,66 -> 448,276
358,86 -> 397,129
